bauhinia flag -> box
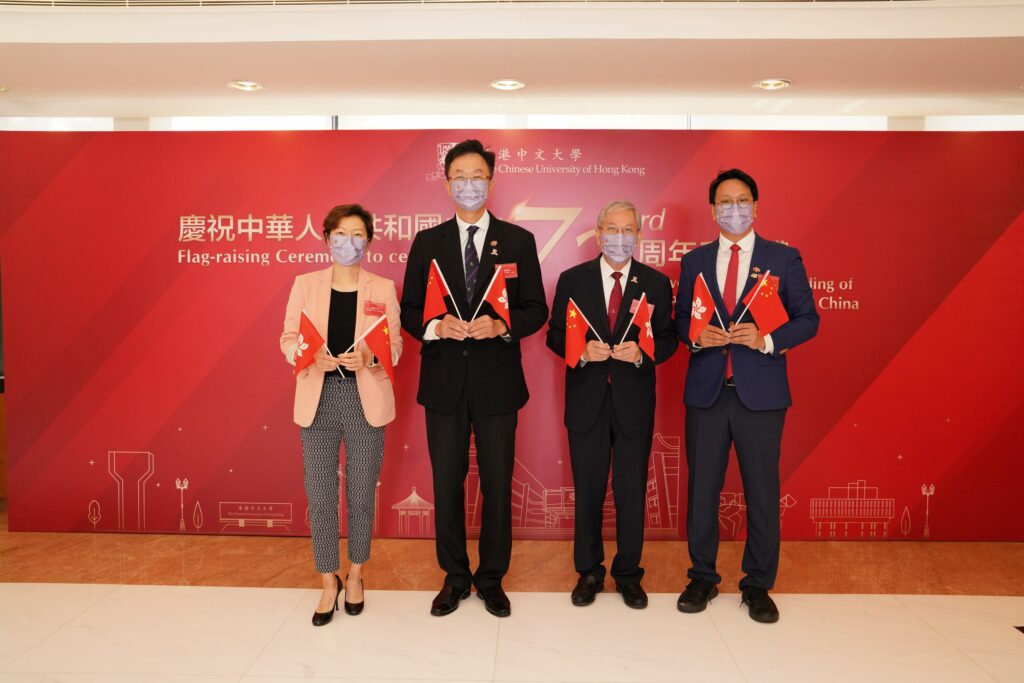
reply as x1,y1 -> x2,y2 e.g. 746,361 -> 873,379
689,272 -> 717,343
294,310 -> 326,376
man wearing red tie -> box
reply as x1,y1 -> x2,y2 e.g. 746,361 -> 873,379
546,201 -> 677,609
673,169 -> 819,623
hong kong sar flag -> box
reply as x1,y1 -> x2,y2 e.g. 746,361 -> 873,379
480,266 -> 511,331
294,310 -> 326,376
689,272 -> 716,343
362,315 -> 396,385
627,292 -> 656,361
741,272 -> 789,334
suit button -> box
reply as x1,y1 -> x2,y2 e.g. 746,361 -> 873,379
462,350 -> 468,357
721,349 -> 728,356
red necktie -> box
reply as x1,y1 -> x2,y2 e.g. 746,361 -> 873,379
724,244 -> 740,380
608,271 -> 623,329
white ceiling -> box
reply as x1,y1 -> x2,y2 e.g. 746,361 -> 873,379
0,2 -> 1022,118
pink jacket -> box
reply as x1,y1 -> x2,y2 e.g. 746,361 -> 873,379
280,266 -> 402,428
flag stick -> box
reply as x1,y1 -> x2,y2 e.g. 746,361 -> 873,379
567,297 -> 605,345
696,274 -> 729,331
618,292 -> 648,345
733,269 -> 771,327
469,265 -> 501,321
343,314 -> 388,354
432,259 -> 464,322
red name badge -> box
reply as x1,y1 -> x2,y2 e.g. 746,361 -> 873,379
500,263 -> 519,279
629,298 -> 655,315
364,301 -> 386,317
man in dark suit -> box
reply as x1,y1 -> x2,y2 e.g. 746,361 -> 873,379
674,169 -> 819,623
400,139 -> 548,618
546,201 -> 677,610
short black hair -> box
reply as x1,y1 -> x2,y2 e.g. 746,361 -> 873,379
444,139 -> 496,178
709,168 -> 759,204
322,203 -> 374,242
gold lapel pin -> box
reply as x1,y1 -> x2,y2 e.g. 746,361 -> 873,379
630,276 -> 638,284
490,240 -> 498,247
490,249 -> 499,256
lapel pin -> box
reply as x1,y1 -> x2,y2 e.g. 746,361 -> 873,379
752,266 -> 762,273
751,272 -> 759,279
630,276 -> 638,284
490,248 -> 499,256
490,240 -> 498,247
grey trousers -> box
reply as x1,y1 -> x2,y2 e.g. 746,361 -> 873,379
300,375 -> 385,573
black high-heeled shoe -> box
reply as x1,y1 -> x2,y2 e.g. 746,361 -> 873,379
312,574 -> 342,626
344,574 -> 364,616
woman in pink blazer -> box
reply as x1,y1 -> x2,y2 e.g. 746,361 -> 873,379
280,204 -> 402,626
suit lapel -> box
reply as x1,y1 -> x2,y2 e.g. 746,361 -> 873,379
735,235 -> 768,318
472,214 -> 502,309
354,268 -> 370,340
437,219 -> 469,317
613,261 -> 644,341
315,267 -> 332,345
584,256 -> 611,342
701,243 -> 730,325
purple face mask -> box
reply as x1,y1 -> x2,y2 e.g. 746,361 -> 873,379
329,234 -> 367,266
715,203 -> 754,235
450,178 -> 489,212
601,233 -> 637,265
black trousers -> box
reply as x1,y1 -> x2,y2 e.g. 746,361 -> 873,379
568,387 -> 653,585
425,389 -> 517,591
685,385 -> 786,590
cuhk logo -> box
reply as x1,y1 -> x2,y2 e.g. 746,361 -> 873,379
427,142 -> 457,181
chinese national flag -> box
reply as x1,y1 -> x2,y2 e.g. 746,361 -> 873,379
742,273 -> 789,334
565,298 -> 589,368
689,272 -> 716,343
362,315 -> 396,385
481,267 -> 512,330
423,259 -> 451,326
629,292 -> 656,361
294,310 -> 326,376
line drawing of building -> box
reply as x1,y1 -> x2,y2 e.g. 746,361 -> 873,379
391,486 -> 435,536
464,433 -> 682,539
718,491 -> 799,539
809,479 -> 894,538
218,502 -> 293,532
106,450 -> 155,531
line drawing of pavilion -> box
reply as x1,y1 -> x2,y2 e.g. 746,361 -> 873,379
391,486 -> 435,536
809,479 -> 894,538
106,450 -> 155,531
465,433 -> 682,539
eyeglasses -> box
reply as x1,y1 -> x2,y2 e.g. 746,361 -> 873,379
448,175 -> 491,184
600,225 -> 639,237
715,200 -> 754,211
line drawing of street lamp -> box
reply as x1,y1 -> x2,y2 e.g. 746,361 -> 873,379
175,478 -> 189,532
921,484 -> 935,539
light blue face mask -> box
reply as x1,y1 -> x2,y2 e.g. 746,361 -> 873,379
601,233 -> 637,265
715,203 -> 754,235
449,178 -> 489,212
329,234 -> 368,266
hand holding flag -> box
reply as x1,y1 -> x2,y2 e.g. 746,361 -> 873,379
470,265 -> 511,332
423,259 -> 462,326
618,292 -> 655,361
737,270 -> 789,334
689,272 -> 727,343
564,297 -> 604,368
360,314 -> 396,385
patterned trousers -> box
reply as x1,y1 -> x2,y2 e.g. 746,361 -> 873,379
300,375 -> 385,573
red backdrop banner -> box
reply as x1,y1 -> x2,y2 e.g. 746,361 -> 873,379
2,130 -> 1022,542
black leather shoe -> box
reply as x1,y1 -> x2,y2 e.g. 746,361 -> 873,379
312,574 -> 341,627
477,584 -> 512,617
677,579 -> 719,613
615,582 -> 648,609
343,574 -> 364,616
741,587 -> 779,624
430,583 -> 471,617
571,574 -> 604,606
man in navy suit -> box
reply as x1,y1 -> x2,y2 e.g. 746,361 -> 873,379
546,201 -> 677,609
673,169 -> 819,623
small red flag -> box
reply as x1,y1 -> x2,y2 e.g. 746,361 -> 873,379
294,310 -> 326,376
565,298 -> 589,368
423,259 -> 451,326
362,315 -> 396,385
689,272 -> 716,344
627,292 -> 656,361
741,273 -> 789,334
481,266 -> 512,331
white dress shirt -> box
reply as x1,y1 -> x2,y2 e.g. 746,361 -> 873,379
713,230 -> 773,355
580,256 -> 641,366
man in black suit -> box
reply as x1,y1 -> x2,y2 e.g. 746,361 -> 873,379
401,139 -> 548,618
546,200 -> 677,609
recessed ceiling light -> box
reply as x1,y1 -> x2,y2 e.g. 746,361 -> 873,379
754,78 -> 791,91
0,85 -> 10,94
228,80 -> 265,92
490,79 -> 526,91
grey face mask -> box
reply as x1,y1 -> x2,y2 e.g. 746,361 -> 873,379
601,233 -> 637,265
450,178 -> 489,212
715,204 -> 754,235
329,234 -> 367,266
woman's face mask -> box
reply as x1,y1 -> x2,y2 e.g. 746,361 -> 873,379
329,233 -> 368,266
